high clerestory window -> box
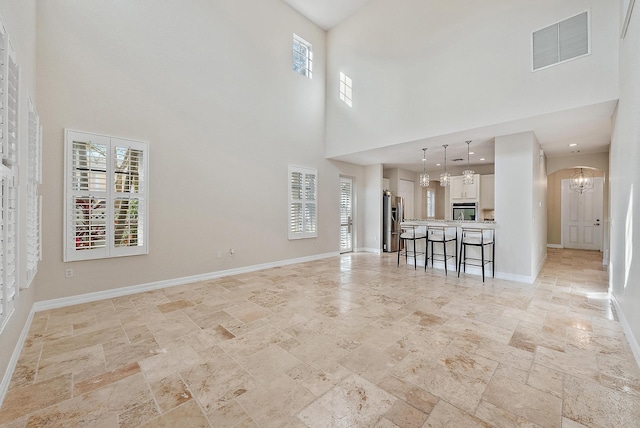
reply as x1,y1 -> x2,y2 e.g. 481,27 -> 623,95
64,130 -> 149,261
339,72 -> 352,107
292,34 -> 312,78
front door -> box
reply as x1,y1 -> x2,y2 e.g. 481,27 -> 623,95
562,177 -> 604,250
339,176 -> 354,253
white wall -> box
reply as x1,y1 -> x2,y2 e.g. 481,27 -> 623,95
35,0 -> 335,301
495,132 -> 546,282
325,0 -> 619,158
610,5 -> 640,361
0,0 -> 37,399
363,164 -> 383,252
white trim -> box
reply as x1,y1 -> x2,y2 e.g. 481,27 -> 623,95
533,252 -> 547,282
495,271 -> 536,284
35,252 -> 338,312
0,308 -> 35,407
621,0 -> 636,38
611,294 -> 640,369
356,247 -> 381,254
547,243 -> 563,249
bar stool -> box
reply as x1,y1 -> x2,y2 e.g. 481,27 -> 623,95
426,225 -> 457,275
397,224 -> 427,270
458,227 -> 495,282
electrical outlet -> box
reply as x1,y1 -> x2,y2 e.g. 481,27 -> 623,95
229,248 -> 235,256
65,269 -> 74,278
217,250 -> 222,258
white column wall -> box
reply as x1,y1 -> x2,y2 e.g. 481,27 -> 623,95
532,136 -> 548,278
325,0 -> 619,158
494,132 -> 539,281
610,5 -> 640,362
364,164 -> 383,252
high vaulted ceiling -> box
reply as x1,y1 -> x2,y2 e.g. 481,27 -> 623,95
282,0 -> 615,172
281,0 -> 373,30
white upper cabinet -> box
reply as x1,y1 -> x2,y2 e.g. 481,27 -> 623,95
450,175 -> 479,202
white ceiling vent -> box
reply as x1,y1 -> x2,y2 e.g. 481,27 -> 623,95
532,11 -> 589,71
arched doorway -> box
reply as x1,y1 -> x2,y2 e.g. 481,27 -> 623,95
547,166 -> 608,263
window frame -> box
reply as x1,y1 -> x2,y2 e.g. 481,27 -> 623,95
288,165 -> 318,240
64,129 -> 149,262
292,34 -> 313,79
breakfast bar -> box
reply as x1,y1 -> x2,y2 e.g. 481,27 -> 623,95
399,219 -> 496,279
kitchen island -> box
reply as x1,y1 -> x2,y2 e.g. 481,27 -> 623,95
397,219 -> 496,275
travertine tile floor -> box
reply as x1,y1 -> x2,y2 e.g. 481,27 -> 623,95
1,248 -> 639,427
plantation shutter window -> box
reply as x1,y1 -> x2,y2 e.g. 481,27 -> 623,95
288,165 -> 317,239
0,164 -> 16,331
65,130 -> 149,261
5,43 -> 18,165
26,98 -> 42,286
0,24 -> 6,160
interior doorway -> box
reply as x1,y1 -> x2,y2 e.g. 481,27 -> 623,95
562,177 -> 604,250
339,176 -> 354,253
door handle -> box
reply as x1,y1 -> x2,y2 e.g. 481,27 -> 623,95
348,216 -> 352,233
594,223 -> 600,226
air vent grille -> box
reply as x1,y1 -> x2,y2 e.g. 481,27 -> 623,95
532,11 -> 589,71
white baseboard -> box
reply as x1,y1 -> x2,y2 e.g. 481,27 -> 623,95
0,308 -> 36,407
533,253 -> 547,282
355,247 -> 381,254
495,271 -> 536,284
611,294 -> 640,369
34,252 -> 338,312
547,244 -> 563,249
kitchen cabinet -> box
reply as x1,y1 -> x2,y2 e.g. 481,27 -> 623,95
450,175 -> 479,202
480,174 -> 495,210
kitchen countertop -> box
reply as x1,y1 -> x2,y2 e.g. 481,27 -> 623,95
401,219 -> 496,228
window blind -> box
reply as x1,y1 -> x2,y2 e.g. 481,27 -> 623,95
5,45 -> 18,165
26,98 -> 42,286
288,165 -> 317,239
65,131 -> 149,261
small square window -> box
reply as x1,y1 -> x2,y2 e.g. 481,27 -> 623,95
339,72 -> 352,107
293,34 -> 312,78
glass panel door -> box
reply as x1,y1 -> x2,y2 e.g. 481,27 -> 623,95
339,176 -> 353,253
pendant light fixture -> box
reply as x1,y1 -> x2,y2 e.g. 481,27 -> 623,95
462,140 -> 474,185
440,144 -> 450,187
419,148 -> 429,187
570,168 -> 594,194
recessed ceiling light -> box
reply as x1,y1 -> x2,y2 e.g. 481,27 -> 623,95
469,152 -> 475,155
480,158 -> 486,161
569,143 -> 578,147
436,163 -> 441,166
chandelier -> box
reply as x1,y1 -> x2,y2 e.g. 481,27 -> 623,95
570,168 -> 594,194
462,140 -> 474,185
440,144 -> 450,187
419,148 -> 429,187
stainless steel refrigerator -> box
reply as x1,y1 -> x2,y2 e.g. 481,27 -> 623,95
383,195 -> 404,252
